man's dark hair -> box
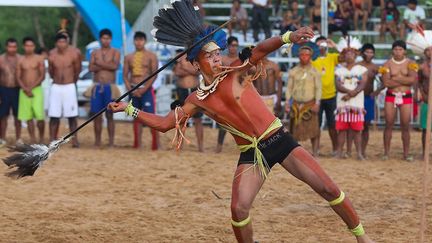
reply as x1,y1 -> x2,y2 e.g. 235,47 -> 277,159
55,33 -> 68,42
134,31 -> 147,40
36,47 -> 48,55
99,28 -> 112,38
315,36 -> 327,43
408,0 -> 417,5
361,43 -> 375,53
392,40 -> 406,50
5,38 -> 17,46
227,36 -> 238,45
176,48 -> 184,53
22,36 -> 35,44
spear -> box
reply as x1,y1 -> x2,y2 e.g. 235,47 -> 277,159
3,19 -> 233,178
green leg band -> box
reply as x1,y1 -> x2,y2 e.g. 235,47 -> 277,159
329,191 -> 345,206
350,222 -> 365,237
231,216 -> 251,227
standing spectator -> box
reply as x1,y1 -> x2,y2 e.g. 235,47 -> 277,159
285,46 -> 321,156
329,0 -> 354,37
123,31 -> 159,150
312,36 -> 339,156
0,38 -> 21,146
381,40 -> 417,161
357,44 -> 383,158
173,49 -> 204,152
334,37 -> 367,160
89,29 -> 121,147
250,0 -> 271,42
400,0 -> 426,39
229,0 -> 248,42
379,0 -> 400,41
310,0 -> 322,32
280,1 -> 304,33
216,36 -> 239,153
418,46 -> 431,159
254,57 -> 283,115
16,37 -> 45,144
48,33 -> 81,147
352,0 -> 372,31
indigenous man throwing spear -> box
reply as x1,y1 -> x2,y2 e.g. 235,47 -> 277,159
108,0 -> 373,242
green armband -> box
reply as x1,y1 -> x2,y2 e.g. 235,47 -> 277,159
281,31 -> 292,44
124,101 -> 139,118
350,222 -> 365,237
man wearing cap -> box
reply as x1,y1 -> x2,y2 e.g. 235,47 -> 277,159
312,36 -> 339,156
285,45 -> 321,156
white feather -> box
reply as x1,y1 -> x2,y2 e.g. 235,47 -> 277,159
336,36 -> 362,52
406,30 -> 432,55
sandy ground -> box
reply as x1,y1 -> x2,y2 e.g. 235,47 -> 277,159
1,119 -> 432,243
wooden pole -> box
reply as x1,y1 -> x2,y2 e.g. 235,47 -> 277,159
419,57 -> 432,242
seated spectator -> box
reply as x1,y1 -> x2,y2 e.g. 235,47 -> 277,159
280,0 -> 303,33
228,0 -> 248,41
380,0 -> 400,41
310,0 -> 322,32
329,0 -> 354,37
352,0 -> 372,30
400,0 -> 426,38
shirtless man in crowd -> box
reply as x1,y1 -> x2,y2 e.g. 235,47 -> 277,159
173,49 -> 203,152
48,33 -> 81,147
89,29 -> 120,147
0,38 -> 22,146
123,31 -> 159,150
381,40 -> 417,161
418,46 -> 431,158
16,37 -> 45,144
254,57 -> 283,116
216,36 -> 240,153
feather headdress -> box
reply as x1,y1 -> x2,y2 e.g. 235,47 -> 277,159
152,0 -> 226,62
406,28 -> 432,55
336,36 -> 362,53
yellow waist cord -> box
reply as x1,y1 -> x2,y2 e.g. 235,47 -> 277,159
219,118 -> 283,179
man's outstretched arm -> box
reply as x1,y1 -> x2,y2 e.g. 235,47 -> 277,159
249,27 -> 314,64
108,101 -> 198,133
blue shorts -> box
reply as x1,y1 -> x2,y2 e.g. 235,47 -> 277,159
130,88 -> 155,113
90,83 -> 113,113
364,95 -> 375,122
0,86 -> 19,118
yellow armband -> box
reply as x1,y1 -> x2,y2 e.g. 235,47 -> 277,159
378,66 -> 390,75
281,31 -> 292,44
408,63 -> 419,72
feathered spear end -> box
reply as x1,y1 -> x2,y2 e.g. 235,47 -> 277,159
3,138 -> 69,178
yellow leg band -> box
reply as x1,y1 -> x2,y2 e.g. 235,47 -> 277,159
231,216 -> 251,227
281,31 -> 292,44
329,191 -> 345,206
350,223 -> 365,237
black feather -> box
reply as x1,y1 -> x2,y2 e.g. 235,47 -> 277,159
3,144 -> 49,178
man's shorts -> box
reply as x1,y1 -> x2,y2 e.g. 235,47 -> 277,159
48,83 -> 79,118
0,86 -> 19,118
336,120 -> 364,131
364,95 -> 375,122
130,88 -> 156,113
385,90 -> 413,106
420,103 -> 431,130
90,83 -> 113,114
319,96 -> 337,128
238,127 -> 300,169
176,86 -> 203,118
18,86 -> 44,121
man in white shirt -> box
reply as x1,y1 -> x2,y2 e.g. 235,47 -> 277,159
400,0 -> 426,38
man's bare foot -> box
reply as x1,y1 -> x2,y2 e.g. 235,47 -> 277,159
94,141 -> 101,147
356,234 -> 375,243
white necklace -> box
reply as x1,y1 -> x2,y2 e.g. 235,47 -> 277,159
196,73 -> 228,100
391,57 -> 406,65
